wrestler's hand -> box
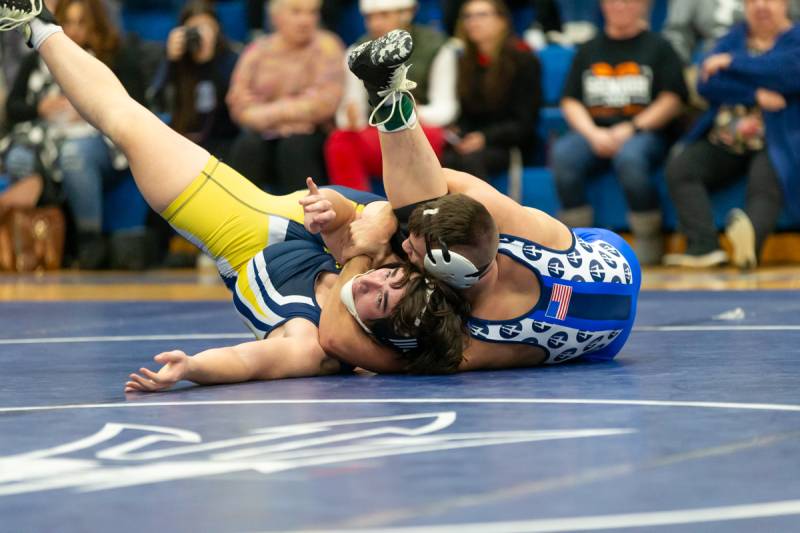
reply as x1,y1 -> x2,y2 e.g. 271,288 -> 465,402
299,177 -> 336,234
125,350 -> 190,393
342,202 -> 396,264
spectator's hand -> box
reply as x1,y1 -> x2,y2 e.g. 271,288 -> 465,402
456,132 -> 486,155
37,94 -> 72,120
587,128 -> 618,158
125,350 -> 190,393
756,88 -> 787,112
299,177 -> 336,234
609,121 -> 636,147
701,53 -> 733,82
166,27 -> 187,61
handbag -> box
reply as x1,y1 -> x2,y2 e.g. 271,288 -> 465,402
0,207 -> 65,272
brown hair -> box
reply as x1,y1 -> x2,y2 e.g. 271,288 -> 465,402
55,0 -> 120,65
366,263 -> 470,374
172,0 -> 228,136
408,194 -> 499,270
454,0 -> 518,110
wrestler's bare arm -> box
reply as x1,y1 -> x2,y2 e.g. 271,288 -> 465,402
459,340 -> 547,372
442,169 -> 573,250
125,320 -> 338,392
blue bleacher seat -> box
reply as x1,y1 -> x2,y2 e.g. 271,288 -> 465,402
216,0 -> 248,43
537,44 -> 575,106
103,173 -> 149,233
121,9 -> 176,41
495,166 -> 800,232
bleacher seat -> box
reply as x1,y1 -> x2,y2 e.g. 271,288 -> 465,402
103,173 -> 149,233
216,0 -> 248,43
121,8 -> 175,42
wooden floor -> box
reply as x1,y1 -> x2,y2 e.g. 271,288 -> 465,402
0,265 -> 798,301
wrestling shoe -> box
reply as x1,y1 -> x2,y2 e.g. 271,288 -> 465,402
0,0 -> 55,46
662,249 -> 728,268
725,208 -> 757,269
348,29 -> 417,129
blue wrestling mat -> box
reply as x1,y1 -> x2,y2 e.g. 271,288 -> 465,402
1,292 -> 799,532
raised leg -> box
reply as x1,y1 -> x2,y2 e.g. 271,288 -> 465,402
36,32 -> 209,212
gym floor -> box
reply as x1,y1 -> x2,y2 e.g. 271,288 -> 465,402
1,267 -> 799,532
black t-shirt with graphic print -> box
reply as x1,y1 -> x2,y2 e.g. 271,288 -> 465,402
562,30 -> 688,129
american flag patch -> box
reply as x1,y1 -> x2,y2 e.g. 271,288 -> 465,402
545,283 -> 572,321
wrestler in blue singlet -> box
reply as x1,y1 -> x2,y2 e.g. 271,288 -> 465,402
467,228 -> 641,364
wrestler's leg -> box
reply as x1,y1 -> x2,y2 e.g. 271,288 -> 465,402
36,32 -> 207,212
348,30 -> 447,208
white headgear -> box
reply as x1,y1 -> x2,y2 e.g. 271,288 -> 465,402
339,273 -> 374,335
421,209 -> 490,289
359,0 -> 416,14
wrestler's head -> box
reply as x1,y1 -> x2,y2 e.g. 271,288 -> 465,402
404,194 -> 499,289
341,263 -> 470,373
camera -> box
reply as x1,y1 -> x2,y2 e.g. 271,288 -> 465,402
184,26 -> 202,56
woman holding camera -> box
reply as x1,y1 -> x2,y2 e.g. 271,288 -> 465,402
153,0 -> 240,159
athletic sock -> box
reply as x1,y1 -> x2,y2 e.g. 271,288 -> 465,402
372,94 -> 417,133
27,17 -> 62,50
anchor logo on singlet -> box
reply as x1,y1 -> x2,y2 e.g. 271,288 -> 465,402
589,260 -> 606,282
547,331 -> 569,349
567,250 -> 583,268
532,320 -> 552,333
554,348 -> 578,362
580,240 -> 593,253
499,323 -> 523,339
571,274 -> 586,282
608,329 -> 622,341
522,244 -> 542,262
599,250 -> 617,269
548,258 -> 565,278
576,331 -> 593,343
624,263 -> 632,284
599,242 -> 621,257
610,276 -> 622,284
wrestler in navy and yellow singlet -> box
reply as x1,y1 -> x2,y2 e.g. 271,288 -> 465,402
161,157 -> 384,339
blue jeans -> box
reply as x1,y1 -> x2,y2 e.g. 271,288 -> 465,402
551,130 -> 668,213
59,135 -> 128,233
4,143 -> 38,179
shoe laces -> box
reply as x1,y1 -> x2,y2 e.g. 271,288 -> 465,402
0,0 -> 41,31
368,63 -> 418,130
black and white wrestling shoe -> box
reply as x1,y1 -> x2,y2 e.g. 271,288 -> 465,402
0,0 -> 55,47
347,29 -> 416,108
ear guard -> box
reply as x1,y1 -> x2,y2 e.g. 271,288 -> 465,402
339,274 -> 420,353
423,233 -> 490,289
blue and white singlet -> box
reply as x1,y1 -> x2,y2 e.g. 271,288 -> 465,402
467,228 -> 641,364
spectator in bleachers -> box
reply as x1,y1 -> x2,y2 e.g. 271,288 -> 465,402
663,0 -> 745,66
443,0 -> 561,37
2,0 -> 145,268
663,0 -> 800,269
324,0 -> 457,191
664,0 -> 800,65
551,0 -> 687,265
151,0 -> 240,159
442,0 -> 541,181
226,0 -> 344,194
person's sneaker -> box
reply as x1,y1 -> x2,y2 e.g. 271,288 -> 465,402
663,249 -> 729,268
347,29 -> 416,108
725,208 -> 757,269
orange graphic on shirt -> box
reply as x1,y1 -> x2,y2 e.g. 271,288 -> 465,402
584,62 -> 651,119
